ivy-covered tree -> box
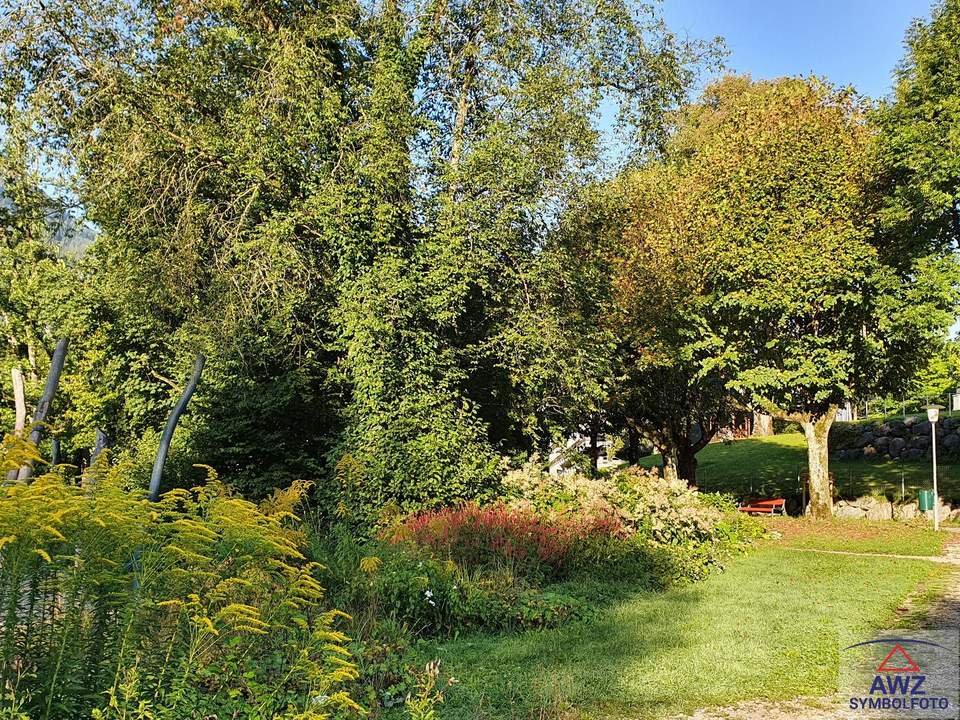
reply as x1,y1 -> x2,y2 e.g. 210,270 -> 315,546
2,0 -> 714,511
874,0 -> 960,259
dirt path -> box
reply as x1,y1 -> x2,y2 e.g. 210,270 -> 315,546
666,534 -> 960,720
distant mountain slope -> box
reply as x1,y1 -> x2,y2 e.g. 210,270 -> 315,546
0,185 -> 97,256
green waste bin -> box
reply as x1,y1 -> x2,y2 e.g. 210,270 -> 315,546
918,489 -> 935,512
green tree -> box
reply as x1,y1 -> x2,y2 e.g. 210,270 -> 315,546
874,0 -> 960,258
1,0 -> 714,512
911,339 -> 960,400
2,0 -> 367,492
558,172 -> 732,483
682,77 -> 956,517
589,76 -> 957,516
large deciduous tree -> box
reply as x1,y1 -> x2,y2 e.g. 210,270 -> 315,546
586,76 -> 957,515
671,76 -> 955,517
564,168 -> 733,483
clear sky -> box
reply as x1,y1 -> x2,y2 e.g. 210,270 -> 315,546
661,0 -> 935,99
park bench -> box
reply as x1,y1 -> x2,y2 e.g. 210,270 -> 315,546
738,498 -> 787,515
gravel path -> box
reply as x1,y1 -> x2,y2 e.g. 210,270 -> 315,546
924,533 -> 960,628
665,533 -> 960,720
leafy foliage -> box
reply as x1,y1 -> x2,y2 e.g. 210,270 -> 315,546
503,461 -> 762,559
874,0 -> 960,257
0,0 -> 714,506
572,75 -> 959,516
388,502 -> 628,580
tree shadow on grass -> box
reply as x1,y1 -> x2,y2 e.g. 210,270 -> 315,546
432,584 -> 701,719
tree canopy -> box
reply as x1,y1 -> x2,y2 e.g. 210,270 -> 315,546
578,75 -> 958,516
0,0 -> 715,512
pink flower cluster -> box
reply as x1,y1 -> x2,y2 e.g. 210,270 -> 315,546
388,503 -> 625,574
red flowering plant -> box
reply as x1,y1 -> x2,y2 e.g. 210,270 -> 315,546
386,503 -> 627,580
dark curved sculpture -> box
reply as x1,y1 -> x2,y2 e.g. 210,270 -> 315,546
17,337 -> 69,482
148,354 -> 205,502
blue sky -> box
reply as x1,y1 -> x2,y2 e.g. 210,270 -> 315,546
661,0 -> 934,99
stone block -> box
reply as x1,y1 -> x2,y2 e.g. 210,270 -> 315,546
888,437 -> 906,458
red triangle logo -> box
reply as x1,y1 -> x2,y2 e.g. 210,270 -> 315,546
877,643 -> 921,673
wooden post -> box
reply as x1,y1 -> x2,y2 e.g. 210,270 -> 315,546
17,337 -> 69,482
148,355 -> 205,502
6,367 -> 26,482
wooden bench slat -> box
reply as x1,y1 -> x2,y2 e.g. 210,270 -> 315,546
738,498 -> 786,515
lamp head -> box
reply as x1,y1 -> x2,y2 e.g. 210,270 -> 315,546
924,404 -> 944,423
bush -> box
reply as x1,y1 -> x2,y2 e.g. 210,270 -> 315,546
503,462 -> 763,576
773,418 -> 802,434
615,467 -> 726,545
0,436 -> 360,720
503,461 -> 623,519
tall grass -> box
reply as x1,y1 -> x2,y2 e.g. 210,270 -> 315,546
0,436 -> 359,720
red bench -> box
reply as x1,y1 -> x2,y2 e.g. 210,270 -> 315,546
738,498 -> 786,515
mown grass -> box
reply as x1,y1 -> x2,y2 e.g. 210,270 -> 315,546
761,516 -> 951,556
427,544 -> 948,719
637,432 -> 960,503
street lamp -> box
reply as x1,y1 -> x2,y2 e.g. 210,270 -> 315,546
924,404 -> 944,531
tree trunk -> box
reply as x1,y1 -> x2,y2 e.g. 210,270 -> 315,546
10,366 -> 25,434
50,437 -> 60,467
17,337 -> 69,482
588,419 -> 599,472
449,55 -> 475,176
676,445 -> 698,484
800,407 -> 837,519
752,412 -> 774,437
90,428 -> 109,466
148,354 -> 205,502
627,426 -> 640,464
661,447 -> 679,483
6,367 -> 26,482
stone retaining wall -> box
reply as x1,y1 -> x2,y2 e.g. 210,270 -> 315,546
832,415 -> 960,461
833,495 -> 960,521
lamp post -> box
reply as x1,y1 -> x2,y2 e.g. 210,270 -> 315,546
924,404 -> 944,531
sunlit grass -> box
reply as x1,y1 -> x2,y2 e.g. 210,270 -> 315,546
761,516 -> 950,556
427,545 -> 947,719
638,432 -> 960,503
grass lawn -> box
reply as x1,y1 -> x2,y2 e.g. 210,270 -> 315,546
762,516 -> 951,556
428,545 -> 951,719
637,432 -> 960,503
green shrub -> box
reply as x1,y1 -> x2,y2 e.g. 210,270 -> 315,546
503,463 -> 762,575
615,467 -> 726,545
503,460 -> 622,519
773,419 -> 802,434
309,523 -> 590,639
0,436 -> 360,720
